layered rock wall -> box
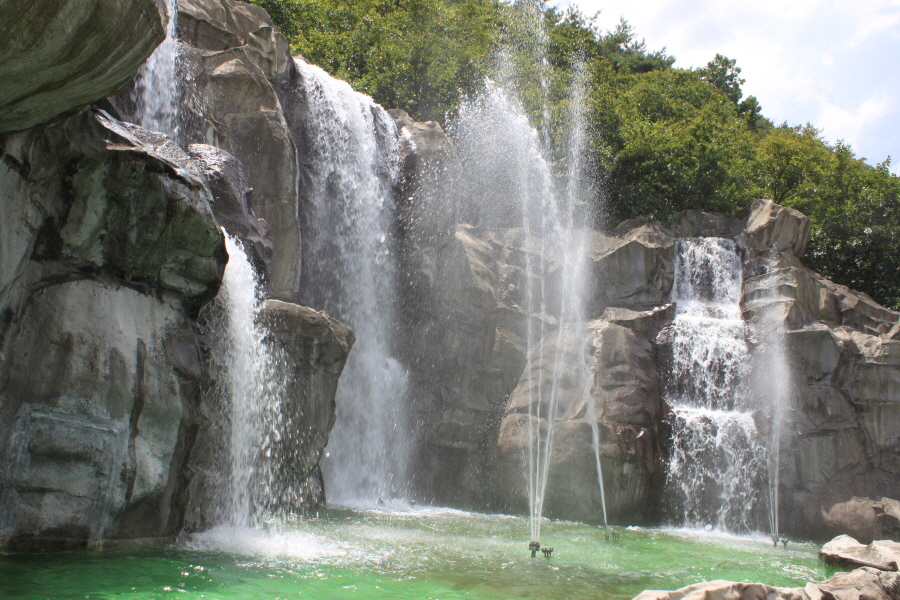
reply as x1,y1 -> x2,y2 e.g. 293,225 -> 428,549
0,0 -> 352,548
395,109 -> 900,538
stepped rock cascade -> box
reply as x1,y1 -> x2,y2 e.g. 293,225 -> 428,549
132,0 -> 178,137
294,61 -> 410,505
204,234 -> 286,526
665,238 -> 767,532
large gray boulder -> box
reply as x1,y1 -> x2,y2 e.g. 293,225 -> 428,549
0,0 -> 166,133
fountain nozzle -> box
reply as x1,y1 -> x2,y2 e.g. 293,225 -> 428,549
541,547 -> 553,558
529,541 -> 540,558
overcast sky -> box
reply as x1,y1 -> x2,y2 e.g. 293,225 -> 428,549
552,0 -> 900,173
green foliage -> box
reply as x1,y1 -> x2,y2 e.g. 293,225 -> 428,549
248,0 -> 899,310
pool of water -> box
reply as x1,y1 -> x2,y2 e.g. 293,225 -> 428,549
1,506 -> 830,600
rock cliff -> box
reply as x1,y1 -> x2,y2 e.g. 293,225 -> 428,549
394,113 -> 900,539
0,0 -> 352,549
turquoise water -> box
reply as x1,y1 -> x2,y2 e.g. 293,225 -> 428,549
1,507 -> 829,600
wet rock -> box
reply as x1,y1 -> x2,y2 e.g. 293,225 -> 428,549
0,0 -> 165,133
256,301 -> 353,508
186,143 -> 274,276
0,280 -> 198,548
175,0 -> 301,301
0,103 -> 224,548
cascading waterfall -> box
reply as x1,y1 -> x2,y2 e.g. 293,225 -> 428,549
206,234 -> 285,526
133,0 -> 178,136
295,60 -> 410,506
665,238 -> 767,532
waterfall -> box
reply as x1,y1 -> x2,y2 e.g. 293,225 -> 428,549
294,61 -> 410,505
665,238 -> 767,533
206,234 -> 285,526
133,0 -> 178,137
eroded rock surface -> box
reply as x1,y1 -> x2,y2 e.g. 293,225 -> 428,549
0,109 -> 225,549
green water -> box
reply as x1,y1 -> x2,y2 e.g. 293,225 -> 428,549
1,507 -> 828,600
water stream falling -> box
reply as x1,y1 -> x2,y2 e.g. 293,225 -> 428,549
206,234 -> 286,526
133,0 -> 178,137
665,238 -> 767,533
294,61 -> 410,506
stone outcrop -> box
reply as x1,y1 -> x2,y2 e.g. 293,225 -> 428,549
183,300 -> 353,528
0,0 -> 167,133
633,568 -> 900,600
0,0 -> 352,548
110,0 -> 302,300
821,535 -> 900,571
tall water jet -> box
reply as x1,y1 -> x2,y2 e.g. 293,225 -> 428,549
294,61 -> 410,505
450,63 -> 606,539
751,278 -> 794,543
567,63 -> 609,533
205,234 -> 285,526
133,0 -> 178,136
665,238 -> 767,532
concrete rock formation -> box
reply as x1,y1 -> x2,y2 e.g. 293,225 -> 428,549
394,112 -> 900,538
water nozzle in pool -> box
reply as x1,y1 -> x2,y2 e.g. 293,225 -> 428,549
541,547 -> 553,558
605,530 -> 620,544
529,541 -> 540,558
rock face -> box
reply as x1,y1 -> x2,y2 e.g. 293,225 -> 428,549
0,108 -> 226,549
0,0 -> 167,133
0,0 -> 351,548
183,300 -> 353,529
175,0 -> 301,301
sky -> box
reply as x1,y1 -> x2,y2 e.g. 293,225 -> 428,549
552,0 -> 900,173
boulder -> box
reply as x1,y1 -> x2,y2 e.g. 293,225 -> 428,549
256,301 -> 354,508
634,580 -> 806,600
0,0 -> 166,133
821,535 -> 900,571
633,568 -> 900,600
814,567 -> 900,600
739,198 -> 811,257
